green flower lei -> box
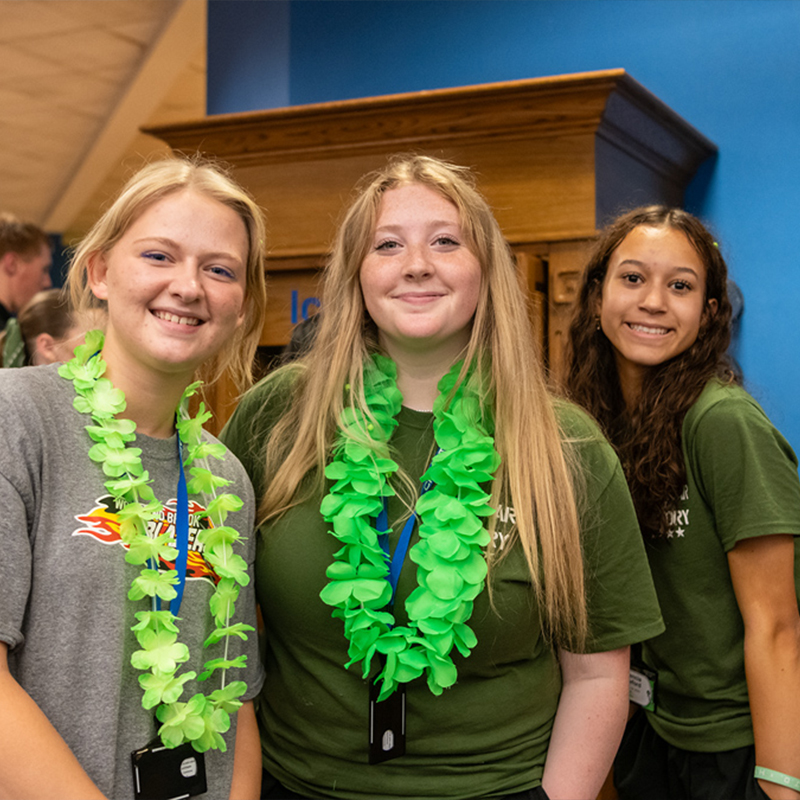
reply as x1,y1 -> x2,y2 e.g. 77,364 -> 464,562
320,354 -> 500,701
58,330 -> 252,752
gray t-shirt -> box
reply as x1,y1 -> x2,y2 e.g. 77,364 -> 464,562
0,364 -> 264,799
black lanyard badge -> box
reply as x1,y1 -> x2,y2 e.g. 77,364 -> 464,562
131,740 -> 207,800
368,676 -> 406,764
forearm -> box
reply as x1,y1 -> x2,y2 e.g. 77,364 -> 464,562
746,620 -> 800,800
542,647 -> 629,800
0,667 -> 106,799
228,700 -> 261,800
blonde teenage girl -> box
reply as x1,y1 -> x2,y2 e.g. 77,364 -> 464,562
0,157 -> 267,800
222,155 -> 664,800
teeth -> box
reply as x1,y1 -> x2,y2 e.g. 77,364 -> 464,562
155,311 -> 200,326
629,323 -> 668,335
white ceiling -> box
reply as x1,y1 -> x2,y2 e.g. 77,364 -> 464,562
0,0 -> 206,245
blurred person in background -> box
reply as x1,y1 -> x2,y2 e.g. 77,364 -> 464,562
0,212 -> 53,328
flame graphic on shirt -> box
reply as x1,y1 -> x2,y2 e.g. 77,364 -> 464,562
72,495 -> 220,585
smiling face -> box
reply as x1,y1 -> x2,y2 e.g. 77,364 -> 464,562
359,183 -> 482,363
599,225 -> 716,397
88,189 -> 248,385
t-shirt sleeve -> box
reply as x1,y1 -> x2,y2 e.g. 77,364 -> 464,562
560,403 -> 665,652
685,393 -> 800,551
0,374 -> 38,650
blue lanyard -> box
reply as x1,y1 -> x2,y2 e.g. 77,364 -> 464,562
377,453 -> 439,605
155,434 -> 190,616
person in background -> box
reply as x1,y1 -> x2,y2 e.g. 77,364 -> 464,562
0,212 -> 53,328
0,288 -> 95,367
564,206 -> 800,800
222,154 -> 664,800
0,156 -> 267,800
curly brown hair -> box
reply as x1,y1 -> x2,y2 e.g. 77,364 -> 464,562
564,206 -> 737,537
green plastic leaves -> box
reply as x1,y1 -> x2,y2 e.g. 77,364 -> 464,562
61,332 -> 251,754
320,355 -> 500,700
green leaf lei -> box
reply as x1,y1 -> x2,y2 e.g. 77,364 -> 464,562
58,330 -> 251,752
320,354 -> 500,700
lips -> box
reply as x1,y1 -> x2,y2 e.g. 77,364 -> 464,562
393,291 -> 445,304
152,309 -> 202,327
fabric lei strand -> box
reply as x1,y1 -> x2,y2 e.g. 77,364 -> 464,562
320,354 -> 500,700
58,330 -> 252,753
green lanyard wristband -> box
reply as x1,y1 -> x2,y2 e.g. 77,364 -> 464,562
755,766 -> 800,792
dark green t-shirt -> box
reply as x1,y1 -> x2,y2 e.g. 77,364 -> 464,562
222,372 -> 663,799
642,380 -> 800,752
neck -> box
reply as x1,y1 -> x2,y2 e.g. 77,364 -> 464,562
616,359 -> 647,410
381,342 -> 466,411
100,344 -> 192,439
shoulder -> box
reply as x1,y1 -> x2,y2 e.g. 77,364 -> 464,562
554,398 -> 628,504
555,399 -> 619,473
0,364 -> 71,429
685,379 -> 764,429
220,363 -> 302,486
0,362 -> 63,398
228,363 -> 302,430
684,380 -> 794,455
554,398 -> 607,442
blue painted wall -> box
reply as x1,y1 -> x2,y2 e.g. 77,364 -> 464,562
208,0 -> 800,452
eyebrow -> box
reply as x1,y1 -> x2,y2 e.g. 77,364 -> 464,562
375,218 -> 461,230
616,258 -> 700,278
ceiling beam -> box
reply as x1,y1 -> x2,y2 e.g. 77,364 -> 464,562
44,0 -> 205,232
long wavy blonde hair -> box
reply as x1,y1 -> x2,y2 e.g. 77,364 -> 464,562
259,154 -> 587,649
67,155 -> 268,390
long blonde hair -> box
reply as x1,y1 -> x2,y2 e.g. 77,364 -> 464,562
67,155 -> 267,390
260,154 -> 587,649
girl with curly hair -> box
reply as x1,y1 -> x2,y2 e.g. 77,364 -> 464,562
565,207 -> 800,800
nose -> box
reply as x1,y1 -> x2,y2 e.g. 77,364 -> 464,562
169,261 -> 202,302
639,283 -> 667,312
403,244 -> 434,280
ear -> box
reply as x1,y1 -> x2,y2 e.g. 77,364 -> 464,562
86,252 -> 109,301
593,289 -> 603,318
707,298 -> 719,317
33,333 -> 58,365
1,252 -> 17,276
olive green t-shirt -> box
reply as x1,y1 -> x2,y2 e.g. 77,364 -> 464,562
222,373 -> 663,799
642,380 -> 800,752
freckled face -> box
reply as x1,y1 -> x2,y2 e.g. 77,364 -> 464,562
359,183 -> 482,361
88,189 -> 249,382
599,225 -> 716,391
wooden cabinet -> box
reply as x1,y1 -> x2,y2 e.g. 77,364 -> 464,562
147,68 -> 715,432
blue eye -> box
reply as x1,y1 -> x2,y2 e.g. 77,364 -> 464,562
434,236 -> 459,247
142,251 -> 168,262
207,264 -> 238,280
375,240 -> 400,251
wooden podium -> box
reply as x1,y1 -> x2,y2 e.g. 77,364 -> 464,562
147,68 -> 715,433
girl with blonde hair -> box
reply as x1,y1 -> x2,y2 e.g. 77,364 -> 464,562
565,206 -> 800,800
0,156 -> 267,799
223,154 -> 663,800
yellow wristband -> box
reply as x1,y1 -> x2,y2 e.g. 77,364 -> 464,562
755,767 -> 800,792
